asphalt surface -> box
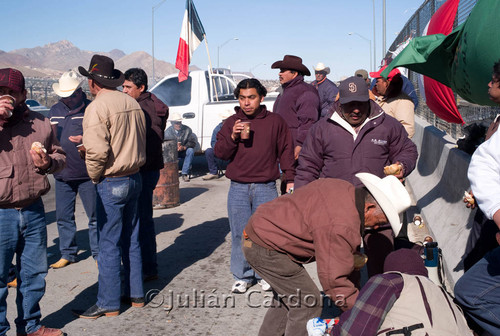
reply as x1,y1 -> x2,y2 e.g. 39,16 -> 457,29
4,157 -> 430,336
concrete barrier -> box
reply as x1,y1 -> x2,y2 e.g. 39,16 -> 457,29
406,116 -> 476,287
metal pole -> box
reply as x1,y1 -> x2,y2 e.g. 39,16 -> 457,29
372,0 -> 377,69
152,0 -> 167,85
369,40 -> 373,72
217,37 -> 238,70
382,0 -> 386,59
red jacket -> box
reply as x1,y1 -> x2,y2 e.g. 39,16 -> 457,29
245,178 -> 361,310
214,105 -> 295,183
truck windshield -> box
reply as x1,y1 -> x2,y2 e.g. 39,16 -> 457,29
151,77 -> 192,107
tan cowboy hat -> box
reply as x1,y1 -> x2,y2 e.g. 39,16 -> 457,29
169,112 -> 183,122
356,173 -> 411,236
219,110 -> 234,120
271,55 -> 311,76
314,62 -> 330,74
53,70 -> 83,98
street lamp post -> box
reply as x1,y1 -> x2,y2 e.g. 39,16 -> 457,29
152,0 -> 167,85
372,0 -> 377,69
348,32 -> 373,72
217,37 -> 238,69
249,63 -> 266,75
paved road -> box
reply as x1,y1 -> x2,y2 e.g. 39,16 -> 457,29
4,157 -> 430,335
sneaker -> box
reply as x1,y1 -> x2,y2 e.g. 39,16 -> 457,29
181,175 -> 190,182
231,280 -> 251,294
258,279 -> 272,291
202,173 -> 218,180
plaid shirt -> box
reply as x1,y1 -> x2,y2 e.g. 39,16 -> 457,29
331,273 -> 403,336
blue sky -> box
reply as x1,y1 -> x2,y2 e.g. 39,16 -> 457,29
3,0 -> 424,80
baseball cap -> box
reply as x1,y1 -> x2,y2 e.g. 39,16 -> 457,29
355,69 -> 368,80
338,76 -> 370,104
369,65 -> 400,80
0,68 -> 25,93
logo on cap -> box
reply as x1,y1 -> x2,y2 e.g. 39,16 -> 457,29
348,82 -> 357,93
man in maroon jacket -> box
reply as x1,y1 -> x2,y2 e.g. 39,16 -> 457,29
214,78 -> 294,294
243,173 -> 411,336
123,68 -> 169,282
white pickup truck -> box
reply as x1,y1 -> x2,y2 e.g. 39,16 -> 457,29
150,68 -> 278,151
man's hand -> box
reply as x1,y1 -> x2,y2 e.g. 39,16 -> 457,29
286,182 -> 294,193
294,145 -> 302,160
30,149 -> 51,171
231,119 -> 244,141
393,162 -> 404,180
0,97 -> 14,126
68,135 -> 83,145
463,190 -> 476,209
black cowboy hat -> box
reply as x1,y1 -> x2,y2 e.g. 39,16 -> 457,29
78,54 -> 124,88
271,55 -> 311,76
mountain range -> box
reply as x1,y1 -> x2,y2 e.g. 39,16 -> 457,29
0,40 -> 186,80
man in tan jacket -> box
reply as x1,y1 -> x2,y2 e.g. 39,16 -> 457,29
73,55 -> 146,319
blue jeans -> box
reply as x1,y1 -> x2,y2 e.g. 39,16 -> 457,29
138,170 -> 160,277
205,148 -> 228,175
96,173 -> 143,309
455,246 -> 500,335
55,179 -> 98,261
227,181 -> 278,283
178,147 -> 194,175
0,199 -> 48,335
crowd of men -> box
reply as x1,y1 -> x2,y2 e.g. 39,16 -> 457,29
0,53 -> 497,336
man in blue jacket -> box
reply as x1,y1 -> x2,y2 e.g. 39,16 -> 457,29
49,70 -> 98,269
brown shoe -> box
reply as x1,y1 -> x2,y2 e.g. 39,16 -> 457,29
7,278 -> 17,288
50,258 -> 72,269
17,325 -> 63,336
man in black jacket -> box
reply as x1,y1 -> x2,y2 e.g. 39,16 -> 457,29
49,70 -> 98,269
123,68 -> 169,281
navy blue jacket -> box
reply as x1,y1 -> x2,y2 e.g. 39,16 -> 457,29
49,89 -> 91,181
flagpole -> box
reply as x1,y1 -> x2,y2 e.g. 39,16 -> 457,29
203,34 -> 219,102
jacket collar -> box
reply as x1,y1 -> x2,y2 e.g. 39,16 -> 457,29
234,105 -> 268,120
330,100 -> 385,139
281,75 -> 304,90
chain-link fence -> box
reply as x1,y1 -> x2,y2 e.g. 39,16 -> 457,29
386,0 -> 500,139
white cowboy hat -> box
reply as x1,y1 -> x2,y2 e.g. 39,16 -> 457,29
314,62 -> 330,74
355,173 -> 411,236
169,112 -> 183,122
52,70 -> 83,98
219,110 -> 234,120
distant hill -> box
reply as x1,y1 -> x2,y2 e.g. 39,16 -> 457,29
0,40 -> 191,81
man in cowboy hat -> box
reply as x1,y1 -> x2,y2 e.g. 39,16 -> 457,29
123,67 -> 169,282
164,112 -> 197,182
0,68 -> 66,336
73,54 -> 146,319
242,173 -> 411,336
48,70 -> 98,270
271,55 -> 319,161
311,62 -> 338,118
295,76 -> 418,276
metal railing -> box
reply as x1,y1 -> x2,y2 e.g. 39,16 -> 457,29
386,0 -> 498,139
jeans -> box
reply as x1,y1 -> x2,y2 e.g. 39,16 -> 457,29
96,173 -> 143,309
243,238 -> 322,336
0,199 -> 48,335
138,170 -> 160,277
227,181 -> 278,283
55,178 -> 98,261
178,148 -> 194,175
205,148 -> 228,175
455,246 -> 500,335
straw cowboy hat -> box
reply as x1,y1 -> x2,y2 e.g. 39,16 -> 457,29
169,112 -> 183,122
314,62 -> 330,74
78,54 -> 124,88
271,55 -> 311,76
356,172 -> 411,236
219,110 -> 234,120
53,70 -> 83,98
